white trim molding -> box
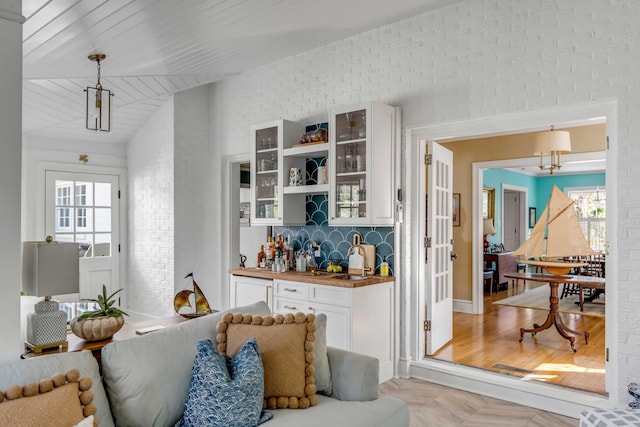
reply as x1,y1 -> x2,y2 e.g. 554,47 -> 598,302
0,8 -> 25,24
404,99 -> 619,412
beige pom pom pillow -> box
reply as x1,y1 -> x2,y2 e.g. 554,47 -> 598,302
0,368 -> 98,427
217,312 -> 317,410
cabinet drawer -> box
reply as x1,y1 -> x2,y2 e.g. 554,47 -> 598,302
310,284 -> 351,307
273,280 -> 309,300
273,297 -> 312,315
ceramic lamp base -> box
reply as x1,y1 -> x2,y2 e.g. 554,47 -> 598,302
26,298 -> 68,347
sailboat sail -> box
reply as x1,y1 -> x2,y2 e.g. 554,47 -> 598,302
173,273 -> 212,318
512,185 -> 597,274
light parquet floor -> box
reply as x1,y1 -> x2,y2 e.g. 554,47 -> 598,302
379,377 -> 577,426
432,280 -> 606,395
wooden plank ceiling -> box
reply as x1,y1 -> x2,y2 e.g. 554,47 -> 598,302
21,0 -> 461,144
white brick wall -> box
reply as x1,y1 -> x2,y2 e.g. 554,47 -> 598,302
207,0 -> 640,405
127,98 -> 175,318
174,87 -> 217,308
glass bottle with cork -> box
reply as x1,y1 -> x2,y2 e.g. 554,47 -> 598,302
257,245 -> 266,269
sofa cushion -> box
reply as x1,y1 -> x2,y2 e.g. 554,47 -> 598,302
178,338 -> 272,427
261,395 -> 410,427
217,312 -> 317,410
313,314 -> 332,396
101,301 -> 271,427
0,350 -> 112,427
327,347 -> 379,401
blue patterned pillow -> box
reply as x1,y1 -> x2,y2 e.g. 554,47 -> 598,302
178,338 -> 273,427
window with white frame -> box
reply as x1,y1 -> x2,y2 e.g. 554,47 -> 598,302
566,186 -> 606,253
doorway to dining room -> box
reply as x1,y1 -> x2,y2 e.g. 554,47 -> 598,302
434,127 -> 608,396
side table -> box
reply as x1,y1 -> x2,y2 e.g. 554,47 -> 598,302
23,315 -> 189,369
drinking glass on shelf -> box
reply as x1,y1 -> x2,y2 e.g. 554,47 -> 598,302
346,112 -> 356,140
358,111 -> 366,138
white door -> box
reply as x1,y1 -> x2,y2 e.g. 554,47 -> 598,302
45,171 -> 120,301
420,141 -> 454,356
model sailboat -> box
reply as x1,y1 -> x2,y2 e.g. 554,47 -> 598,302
173,273 -> 212,318
512,185 -> 597,275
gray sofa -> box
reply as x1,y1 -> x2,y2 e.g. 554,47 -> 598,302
0,301 -> 409,426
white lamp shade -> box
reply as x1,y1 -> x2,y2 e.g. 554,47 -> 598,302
22,242 -> 79,297
533,130 -> 571,155
483,218 -> 496,235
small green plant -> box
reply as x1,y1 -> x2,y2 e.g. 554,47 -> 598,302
78,285 -> 129,320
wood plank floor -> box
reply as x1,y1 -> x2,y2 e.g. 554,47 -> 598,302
380,377 -> 577,426
432,280 -> 606,395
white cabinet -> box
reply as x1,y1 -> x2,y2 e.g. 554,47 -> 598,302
250,119 -> 306,226
229,275 -> 273,312
272,279 -> 394,383
329,102 -> 396,226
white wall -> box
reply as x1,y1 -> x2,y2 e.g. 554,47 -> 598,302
205,0 -> 640,406
21,135 -> 127,240
0,1 -> 23,362
127,97 -> 175,318
173,87 -> 217,306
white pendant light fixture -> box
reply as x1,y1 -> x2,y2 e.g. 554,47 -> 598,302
533,125 -> 571,174
85,54 -> 114,132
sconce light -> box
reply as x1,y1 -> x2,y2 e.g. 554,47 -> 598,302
85,54 -> 114,132
533,125 -> 571,174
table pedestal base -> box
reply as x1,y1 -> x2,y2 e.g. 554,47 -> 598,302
519,312 -> 589,352
518,282 -> 589,352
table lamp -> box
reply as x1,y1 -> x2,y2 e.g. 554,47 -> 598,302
22,238 -> 79,352
483,218 -> 496,253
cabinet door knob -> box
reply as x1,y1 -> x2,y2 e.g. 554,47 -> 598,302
284,305 -> 296,310
283,288 -> 297,292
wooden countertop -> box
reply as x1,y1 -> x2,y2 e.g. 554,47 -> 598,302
229,268 -> 394,288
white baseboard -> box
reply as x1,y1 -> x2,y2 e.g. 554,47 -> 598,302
453,298 -> 473,314
408,358 -> 613,419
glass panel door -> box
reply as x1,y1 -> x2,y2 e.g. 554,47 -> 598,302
334,109 -> 367,219
46,171 -> 119,300
254,126 -> 279,220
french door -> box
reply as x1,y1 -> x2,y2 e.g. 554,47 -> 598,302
45,170 -> 120,300
420,141 -> 454,356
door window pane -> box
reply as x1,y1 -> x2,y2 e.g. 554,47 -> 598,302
55,179 -> 112,258
95,208 -> 111,232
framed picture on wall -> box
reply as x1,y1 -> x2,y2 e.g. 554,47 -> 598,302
453,193 -> 461,227
482,187 -> 495,219
529,207 -> 536,228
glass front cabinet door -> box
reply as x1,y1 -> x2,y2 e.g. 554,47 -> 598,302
329,102 -> 396,226
250,119 -> 305,226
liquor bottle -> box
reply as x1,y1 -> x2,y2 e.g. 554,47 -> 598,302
257,245 -> 266,268
269,237 -> 276,263
266,237 -> 273,268
284,236 -> 292,269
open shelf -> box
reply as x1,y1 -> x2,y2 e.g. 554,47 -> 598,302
283,142 -> 329,158
283,184 -> 329,194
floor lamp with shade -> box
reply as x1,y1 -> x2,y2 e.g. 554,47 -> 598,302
22,238 -> 79,353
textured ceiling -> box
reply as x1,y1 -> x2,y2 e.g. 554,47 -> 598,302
21,0 -> 461,144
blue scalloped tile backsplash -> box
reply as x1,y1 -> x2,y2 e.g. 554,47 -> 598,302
275,156 -> 394,275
